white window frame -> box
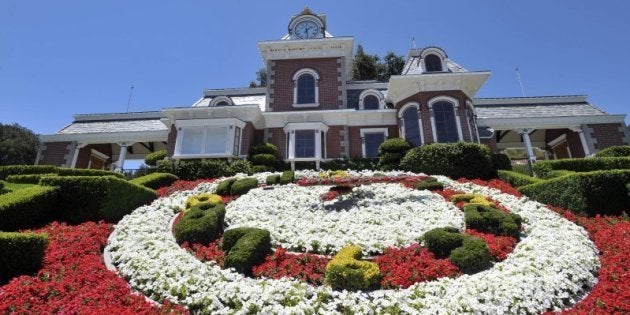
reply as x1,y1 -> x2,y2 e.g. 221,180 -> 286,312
292,68 -> 320,108
421,48 -> 448,73
209,96 -> 233,107
173,118 -> 246,159
398,102 -> 425,145
358,89 -> 385,110
428,96 -> 463,142
283,122 -> 329,162
360,128 -> 389,158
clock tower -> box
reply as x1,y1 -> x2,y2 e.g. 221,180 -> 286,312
288,7 -> 326,40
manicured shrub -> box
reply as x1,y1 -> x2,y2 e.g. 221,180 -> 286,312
279,170 -> 295,184
174,204 -> 225,245
129,172 -> 179,190
519,169 -> 630,216
222,227 -> 272,275
497,170 -> 543,188
414,178 -> 444,191
532,157 -> 630,178
249,154 -> 277,167
325,245 -> 381,290
230,178 -> 259,195
6,173 -> 57,184
266,174 -> 281,185
39,176 -> 157,223
463,204 -> 521,238
451,194 -> 494,207
56,168 -> 125,178
378,138 -> 412,170
544,170 -> 576,179
400,142 -> 495,179
144,150 -> 168,166
0,232 -> 48,284
184,193 -> 222,210
227,159 -> 252,175
251,165 -> 273,173
249,143 -> 278,156
215,178 -> 237,195
449,236 -> 493,274
156,159 -> 231,180
492,153 -> 513,171
594,145 -> 630,157
0,186 -> 59,231
423,227 -> 463,258
0,165 -> 58,180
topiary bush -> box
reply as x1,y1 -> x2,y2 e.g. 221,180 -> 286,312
215,178 -> 237,195
492,153 -> 513,171
265,174 -> 281,185
497,170 -> 543,188
544,170 -> 577,179
39,176 -> 157,223
0,186 -> 59,231
174,203 -> 225,245
519,169 -> 630,216
279,170 -> 295,184
56,168 -> 125,178
0,232 -> 48,284
144,150 -> 168,166
594,145 -> 630,158
463,204 -> 521,238
414,177 -> 444,191
156,159 -> 231,180
449,236 -> 493,274
249,154 -> 277,167
0,165 -> 58,180
222,227 -> 272,275
378,138 -> 412,170
249,143 -> 278,156
6,173 -> 58,184
532,157 -> 630,178
423,227 -> 464,258
129,172 -> 179,190
400,142 -> 495,179
227,159 -> 252,175
325,245 -> 381,290
230,178 -> 259,195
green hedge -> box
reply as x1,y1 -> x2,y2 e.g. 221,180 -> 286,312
594,145 -> 630,158
265,174 -> 280,185
249,143 -> 278,156
464,203 -> 521,238
532,157 -> 630,178
156,159 -> 257,180
0,232 -> 48,284
222,227 -> 271,275
144,150 -> 168,166
0,165 -> 59,180
449,236 -> 493,274
39,176 -> 157,223
130,172 -> 179,190
492,153 -> 513,171
325,245 -> 381,291
0,186 -> 59,231
215,178 -> 237,195
6,174 -> 58,184
56,168 -> 125,178
174,203 -> 225,245
378,138 -> 412,170
279,170 -> 295,185
497,170 -> 543,188
414,177 -> 444,191
227,159 -> 252,175
400,142 -> 495,179
230,178 -> 259,195
545,170 -> 576,179
423,227 -> 463,258
249,154 -> 277,167
519,170 -> 630,216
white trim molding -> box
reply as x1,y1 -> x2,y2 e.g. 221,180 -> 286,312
283,122 -> 329,169
398,102 -> 425,145
293,68 -> 320,108
420,47 -> 448,73
358,89 -> 385,110
428,96 -> 464,142
360,128 -> 389,158
209,96 -> 233,107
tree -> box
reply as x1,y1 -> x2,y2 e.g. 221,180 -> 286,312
353,45 -> 405,82
249,68 -> 267,87
0,123 -> 39,165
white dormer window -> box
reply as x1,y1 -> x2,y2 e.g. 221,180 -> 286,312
421,48 -> 448,73
358,89 -> 385,110
424,54 -> 443,72
210,96 -> 233,107
293,68 -> 320,107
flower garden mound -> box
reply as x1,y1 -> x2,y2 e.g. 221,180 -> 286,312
226,183 -> 463,254
106,172 -> 600,314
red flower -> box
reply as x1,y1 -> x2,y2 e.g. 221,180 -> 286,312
252,247 -> 329,285
465,229 -> 517,261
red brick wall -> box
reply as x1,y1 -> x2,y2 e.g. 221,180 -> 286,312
166,125 -> 177,157
270,58 -> 341,111
348,125 -> 399,159
545,129 -> 585,158
240,123 -> 255,156
268,128 -> 287,160
325,126 -> 344,159
40,142 -> 70,166
395,90 -> 472,143
75,144 -> 113,169
589,123 -> 626,150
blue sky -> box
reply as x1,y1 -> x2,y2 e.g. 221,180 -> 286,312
1,0 -> 629,135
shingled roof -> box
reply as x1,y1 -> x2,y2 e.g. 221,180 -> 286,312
473,96 -> 607,119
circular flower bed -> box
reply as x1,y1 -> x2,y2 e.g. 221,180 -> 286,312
106,171 -> 600,314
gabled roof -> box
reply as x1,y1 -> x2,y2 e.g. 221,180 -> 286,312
473,95 -> 607,119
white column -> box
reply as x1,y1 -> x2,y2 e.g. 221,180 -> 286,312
429,108 -> 437,142
315,130 -> 322,160
570,126 -> 591,157
454,110 -> 464,141
70,143 -> 87,168
288,131 -> 295,160
116,142 -> 129,172
517,128 -> 536,164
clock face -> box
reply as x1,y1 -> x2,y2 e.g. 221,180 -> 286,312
294,20 -> 320,39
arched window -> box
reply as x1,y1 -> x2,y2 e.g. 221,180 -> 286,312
433,101 -> 459,143
215,101 -> 229,106
297,73 -> 315,104
363,95 -> 379,110
424,54 -> 443,72
400,104 -> 422,146
209,96 -> 233,107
